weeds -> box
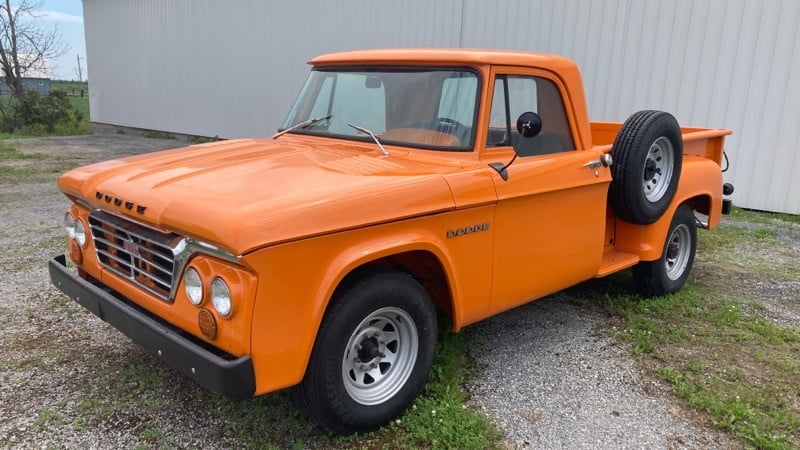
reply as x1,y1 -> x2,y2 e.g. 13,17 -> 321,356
0,140 -> 79,183
600,210 -> 800,449
142,130 -> 174,140
0,141 -> 42,159
385,331 -> 502,449
188,134 -> 223,144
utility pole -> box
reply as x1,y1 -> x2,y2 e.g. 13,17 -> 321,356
76,55 -> 83,82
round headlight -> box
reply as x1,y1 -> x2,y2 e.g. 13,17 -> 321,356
64,213 -> 76,239
211,278 -> 232,317
74,219 -> 87,247
184,268 -> 203,306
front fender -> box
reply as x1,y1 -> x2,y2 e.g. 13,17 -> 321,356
241,205 -> 494,395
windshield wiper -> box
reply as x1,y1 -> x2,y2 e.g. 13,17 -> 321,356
272,115 -> 332,139
348,123 -> 389,156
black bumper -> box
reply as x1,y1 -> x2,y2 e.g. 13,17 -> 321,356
49,254 -> 255,400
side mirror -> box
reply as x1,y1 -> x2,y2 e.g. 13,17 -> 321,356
488,112 -> 543,181
513,112 -> 542,157
516,112 -> 542,138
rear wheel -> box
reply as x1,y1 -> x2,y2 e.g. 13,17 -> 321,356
633,204 -> 697,296
293,271 -> 437,434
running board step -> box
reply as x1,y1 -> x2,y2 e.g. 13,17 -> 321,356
595,251 -> 640,277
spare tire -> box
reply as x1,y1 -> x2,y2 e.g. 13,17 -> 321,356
609,110 -> 682,225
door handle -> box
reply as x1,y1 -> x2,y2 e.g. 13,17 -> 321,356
582,153 -> 613,169
582,160 -> 602,169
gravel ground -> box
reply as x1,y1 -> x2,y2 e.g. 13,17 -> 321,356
466,294 -> 736,449
0,133 -> 782,449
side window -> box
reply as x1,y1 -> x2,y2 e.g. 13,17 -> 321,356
487,78 -> 510,146
486,75 -> 575,154
506,77 -> 538,121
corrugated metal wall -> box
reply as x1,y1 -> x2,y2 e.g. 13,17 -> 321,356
83,0 -> 800,214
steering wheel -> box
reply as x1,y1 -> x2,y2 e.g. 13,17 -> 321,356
433,117 -> 465,131
430,117 -> 470,144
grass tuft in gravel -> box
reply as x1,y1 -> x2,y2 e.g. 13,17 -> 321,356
0,140 -> 77,183
0,141 -> 43,160
600,209 -> 800,450
382,331 -> 502,449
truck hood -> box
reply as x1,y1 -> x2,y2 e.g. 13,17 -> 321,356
58,137 -> 464,254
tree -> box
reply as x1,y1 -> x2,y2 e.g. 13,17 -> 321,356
0,0 -> 67,121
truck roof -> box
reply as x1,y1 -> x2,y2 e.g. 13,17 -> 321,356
309,48 -> 579,72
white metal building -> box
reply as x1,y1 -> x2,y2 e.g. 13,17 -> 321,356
82,0 -> 800,214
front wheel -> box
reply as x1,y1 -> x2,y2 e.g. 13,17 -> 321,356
633,204 -> 697,296
293,271 -> 438,434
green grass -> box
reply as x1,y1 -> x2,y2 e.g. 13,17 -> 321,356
69,96 -> 90,123
729,206 -> 800,225
597,211 -> 800,449
188,134 -> 223,144
51,80 -> 89,95
0,140 -> 42,159
0,140 -> 78,183
368,330 -> 502,449
222,331 -> 500,449
34,407 -> 66,430
142,130 -> 174,140
0,161 -> 74,184
697,211 -> 800,282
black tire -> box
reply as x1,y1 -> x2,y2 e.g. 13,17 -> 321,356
633,204 -> 697,296
292,271 -> 438,434
610,110 -> 683,225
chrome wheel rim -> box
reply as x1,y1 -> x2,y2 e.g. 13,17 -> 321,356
665,223 -> 691,280
342,307 -> 418,405
643,136 -> 674,202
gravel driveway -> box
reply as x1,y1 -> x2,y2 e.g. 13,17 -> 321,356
1,133 -> 737,449
467,292 -> 735,449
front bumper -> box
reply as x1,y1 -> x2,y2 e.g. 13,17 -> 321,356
48,254 -> 255,400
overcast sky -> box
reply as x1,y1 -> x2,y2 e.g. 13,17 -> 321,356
38,0 -> 86,80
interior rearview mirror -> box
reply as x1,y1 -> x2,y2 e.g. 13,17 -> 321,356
365,76 -> 382,89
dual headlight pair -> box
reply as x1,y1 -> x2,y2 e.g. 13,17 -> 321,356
183,268 -> 232,317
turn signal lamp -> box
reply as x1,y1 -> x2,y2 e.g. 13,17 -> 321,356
198,309 -> 217,339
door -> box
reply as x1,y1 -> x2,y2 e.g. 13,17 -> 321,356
486,70 -> 611,315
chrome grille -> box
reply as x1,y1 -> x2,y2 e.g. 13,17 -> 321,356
88,211 -> 184,301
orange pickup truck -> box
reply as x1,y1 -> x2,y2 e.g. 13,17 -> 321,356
49,49 -> 733,434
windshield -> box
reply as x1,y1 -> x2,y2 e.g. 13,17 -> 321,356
280,68 -> 479,150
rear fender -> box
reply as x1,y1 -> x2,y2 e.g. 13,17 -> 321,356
615,157 -> 722,261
